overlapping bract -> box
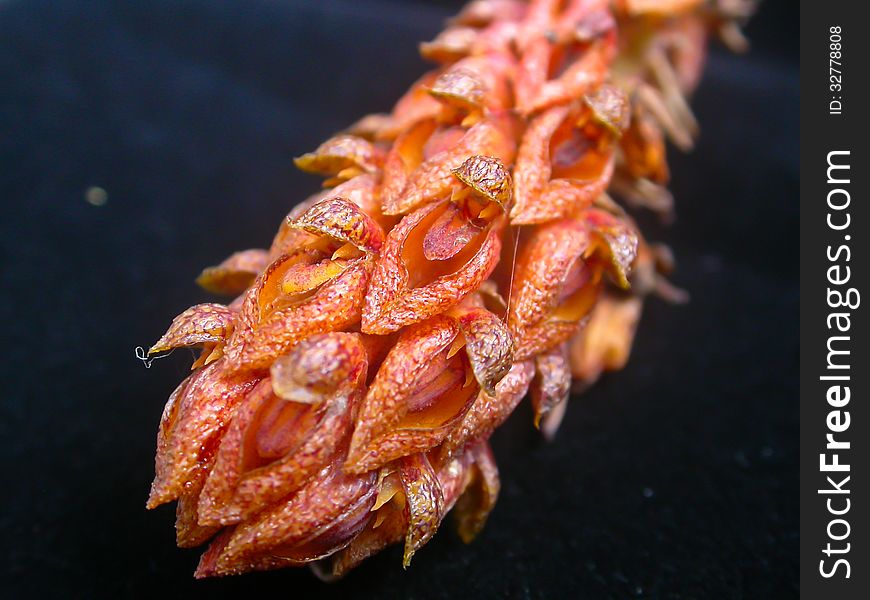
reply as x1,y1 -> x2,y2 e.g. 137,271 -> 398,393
147,0 -> 751,579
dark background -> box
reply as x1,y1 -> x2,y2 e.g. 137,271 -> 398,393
0,1 -> 798,598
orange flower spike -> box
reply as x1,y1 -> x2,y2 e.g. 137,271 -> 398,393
149,303 -> 236,356
363,156 -> 510,334
195,458 -> 378,577
531,342 -> 572,439
145,0 -> 748,579
147,359 -> 262,509
196,334 -> 368,526
294,135 -> 385,186
196,249 -> 271,296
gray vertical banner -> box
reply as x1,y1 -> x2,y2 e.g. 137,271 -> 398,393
800,1 -> 868,598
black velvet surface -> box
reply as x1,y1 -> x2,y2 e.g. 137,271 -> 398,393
1,1 -> 798,598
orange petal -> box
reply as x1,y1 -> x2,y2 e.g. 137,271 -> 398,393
511,105 -> 615,224
398,453 -> 444,566
270,332 -> 368,404
455,306 -> 513,395
345,112 -> 394,140
508,219 -> 603,359
351,316 -> 459,452
569,292 -> 643,386
195,460 -> 377,577
529,160 -> 614,224
347,316 -> 482,472
511,105 -> 567,220
553,0 -> 614,42
428,53 -> 514,114
619,102 -> 670,184
513,37 -> 551,113
539,393 -> 568,441
175,449 -> 221,548
380,72 -> 443,139
380,118 -> 440,213
442,359 -> 535,454
294,135 -> 384,182
585,83 -> 631,137
531,342 -> 571,436
325,450 -> 474,578
584,208 -> 639,289
224,254 -> 372,370
451,154 -> 512,209
197,334 -> 367,525
453,442 -> 500,543
290,197 -> 385,254
452,0 -> 528,27
147,359 -> 262,508
622,0 -> 703,16
524,38 -> 615,115
196,249 -> 271,296
149,303 -> 235,355
382,116 -> 517,216
269,175 -> 382,259
508,219 -> 590,335
422,201 -> 487,261
433,450 -> 474,511
176,495 -> 220,549
512,317 -> 586,362
419,27 -> 478,64
362,202 -> 503,334
324,493 -> 405,580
